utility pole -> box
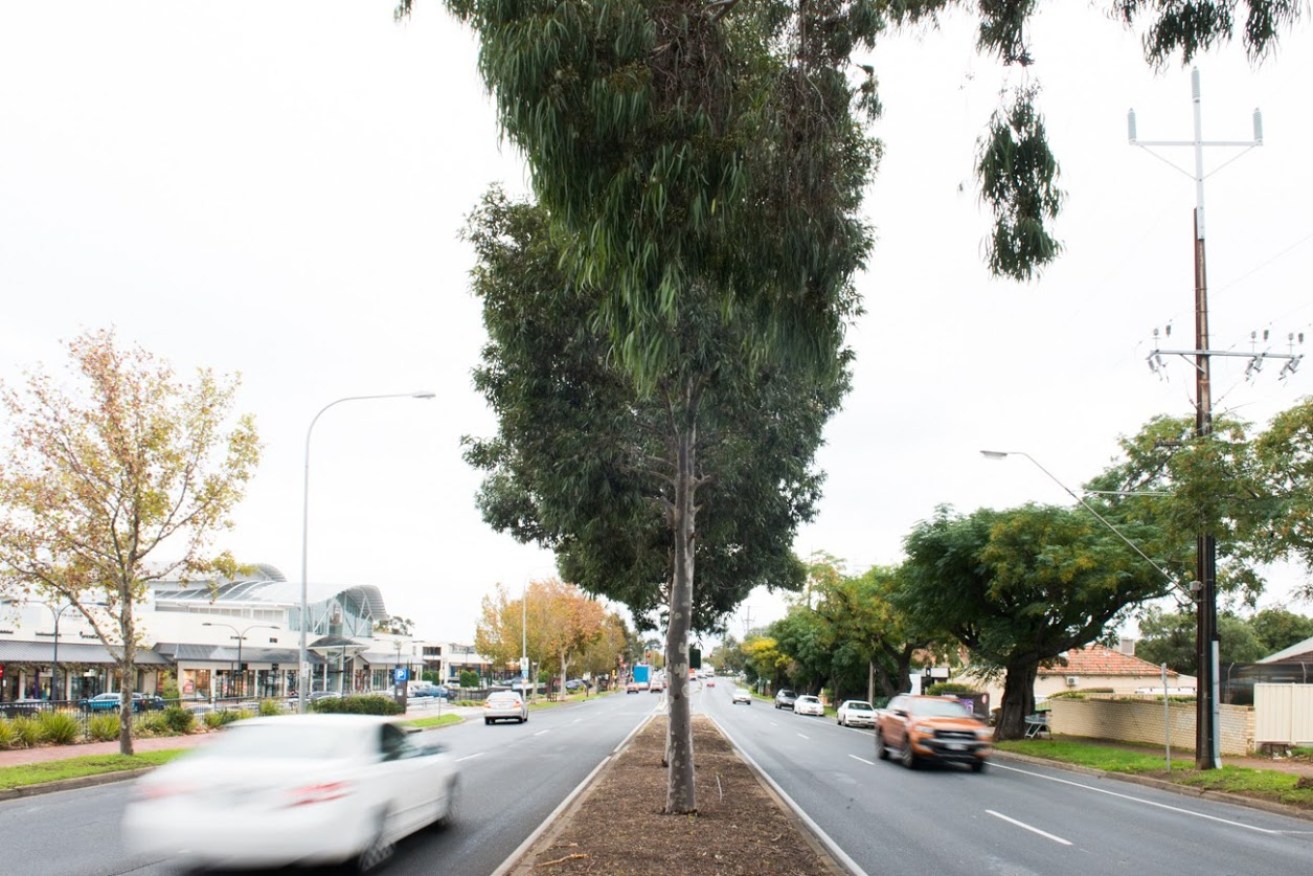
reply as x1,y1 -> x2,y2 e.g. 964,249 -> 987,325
1130,69 -> 1274,770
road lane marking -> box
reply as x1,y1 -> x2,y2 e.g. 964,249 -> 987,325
990,761 -> 1283,834
455,752 -> 485,763
533,730 -> 550,737
796,733 -> 811,740
849,754 -> 875,766
986,810 -> 1072,846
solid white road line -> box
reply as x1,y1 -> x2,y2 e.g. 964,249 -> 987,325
455,752 -> 485,763
849,754 -> 875,766
990,761 -> 1283,835
986,809 -> 1072,845
796,733 -> 811,740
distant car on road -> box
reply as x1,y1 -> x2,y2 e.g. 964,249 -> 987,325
626,681 -> 643,694
484,691 -> 528,724
793,695 -> 824,717
732,688 -> 752,705
836,700 -> 877,728
121,714 -> 459,871
773,689 -> 797,710
875,694 -> 992,772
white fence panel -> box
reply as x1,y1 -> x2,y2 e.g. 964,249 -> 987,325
1254,683 -> 1313,745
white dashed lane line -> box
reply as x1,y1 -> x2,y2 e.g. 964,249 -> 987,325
986,810 -> 1072,846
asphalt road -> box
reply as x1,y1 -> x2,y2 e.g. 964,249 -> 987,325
702,683 -> 1313,876
0,694 -> 658,876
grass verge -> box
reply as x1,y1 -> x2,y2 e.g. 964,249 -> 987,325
994,738 -> 1313,810
404,713 -> 463,730
0,750 -> 184,790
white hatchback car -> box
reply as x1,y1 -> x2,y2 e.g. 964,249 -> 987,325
794,694 -> 825,717
836,699 -> 877,727
121,714 -> 459,871
731,688 -> 752,705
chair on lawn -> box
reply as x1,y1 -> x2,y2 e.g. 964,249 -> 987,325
1023,713 -> 1049,739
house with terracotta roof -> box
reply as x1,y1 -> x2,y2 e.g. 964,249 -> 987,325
961,641 -> 1197,710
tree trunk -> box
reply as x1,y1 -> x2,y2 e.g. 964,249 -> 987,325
665,413 -> 697,814
995,662 -> 1038,741
119,577 -> 136,756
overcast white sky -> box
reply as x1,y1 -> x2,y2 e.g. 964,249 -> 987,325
2,2 -> 1309,643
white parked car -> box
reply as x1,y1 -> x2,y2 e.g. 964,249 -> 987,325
836,699 -> 877,727
731,688 -> 752,705
121,714 -> 459,871
794,694 -> 825,717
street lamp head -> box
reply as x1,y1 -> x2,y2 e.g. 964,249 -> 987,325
980,450 -> 1011,460
411,391 -> 436,399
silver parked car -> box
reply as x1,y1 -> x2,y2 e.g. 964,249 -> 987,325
121,714 -> 459,871
484,690 -> 528,724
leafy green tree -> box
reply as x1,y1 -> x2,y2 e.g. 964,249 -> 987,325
0,329 -> 259,755
1252,399 -> 1313,597
1249,606 -> 1313,656
1140,605 -> 1302,674
742,636 -> 789,691
898,504 -> 1170,739
461,190 -> 845,811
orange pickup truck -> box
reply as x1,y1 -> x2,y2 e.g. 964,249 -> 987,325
875,694 -> 992,772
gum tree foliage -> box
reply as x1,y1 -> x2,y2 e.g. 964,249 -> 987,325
461,190 -> 843,811
1136,605 -> 1268,674
0,330 -> 259,755
405,0 -> 1303,283
898,504 -> 1170,740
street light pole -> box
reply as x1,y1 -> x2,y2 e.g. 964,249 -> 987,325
204,622 -> 280,699
298,391 -> 435,714
39,602 -> 78,703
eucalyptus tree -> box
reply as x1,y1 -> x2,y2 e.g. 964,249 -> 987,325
899,504 -> 1170,739
462,190 -> 846,811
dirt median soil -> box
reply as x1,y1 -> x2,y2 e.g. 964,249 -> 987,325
508,715 -> 846,876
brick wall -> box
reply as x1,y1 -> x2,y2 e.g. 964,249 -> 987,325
1048,697 -> 1254,756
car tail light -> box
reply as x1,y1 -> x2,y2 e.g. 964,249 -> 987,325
286,781 -> 352,807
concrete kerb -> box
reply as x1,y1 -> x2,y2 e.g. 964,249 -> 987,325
991,750 -> 1313,824
491,713 -> 655,876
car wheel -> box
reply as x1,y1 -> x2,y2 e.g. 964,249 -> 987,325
875,732 -> 889,760
355,809 -> 395,872
971,760 -> 986,774
900,740 -> 918,770
434,777 -> 460,830
484,718 -> 492,725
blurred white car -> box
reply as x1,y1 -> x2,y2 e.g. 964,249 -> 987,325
794,695 -> 825,717
484,690 -> 528,724
836,699 -> 877,728
732,688 -> 752,705
121,714 -> 458,871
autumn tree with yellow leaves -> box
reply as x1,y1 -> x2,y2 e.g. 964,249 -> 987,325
0,329 -> 260,754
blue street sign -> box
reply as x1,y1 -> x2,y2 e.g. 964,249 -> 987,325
394,667 -> 409,683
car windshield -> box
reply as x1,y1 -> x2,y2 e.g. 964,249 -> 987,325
911,699 -> 972,719
489,694 -> 520,705
846,702 -> 873,711
199,723 -> 364,760
797,696 -> 819,703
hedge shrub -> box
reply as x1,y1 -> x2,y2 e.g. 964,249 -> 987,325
312,694 -> 403,716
